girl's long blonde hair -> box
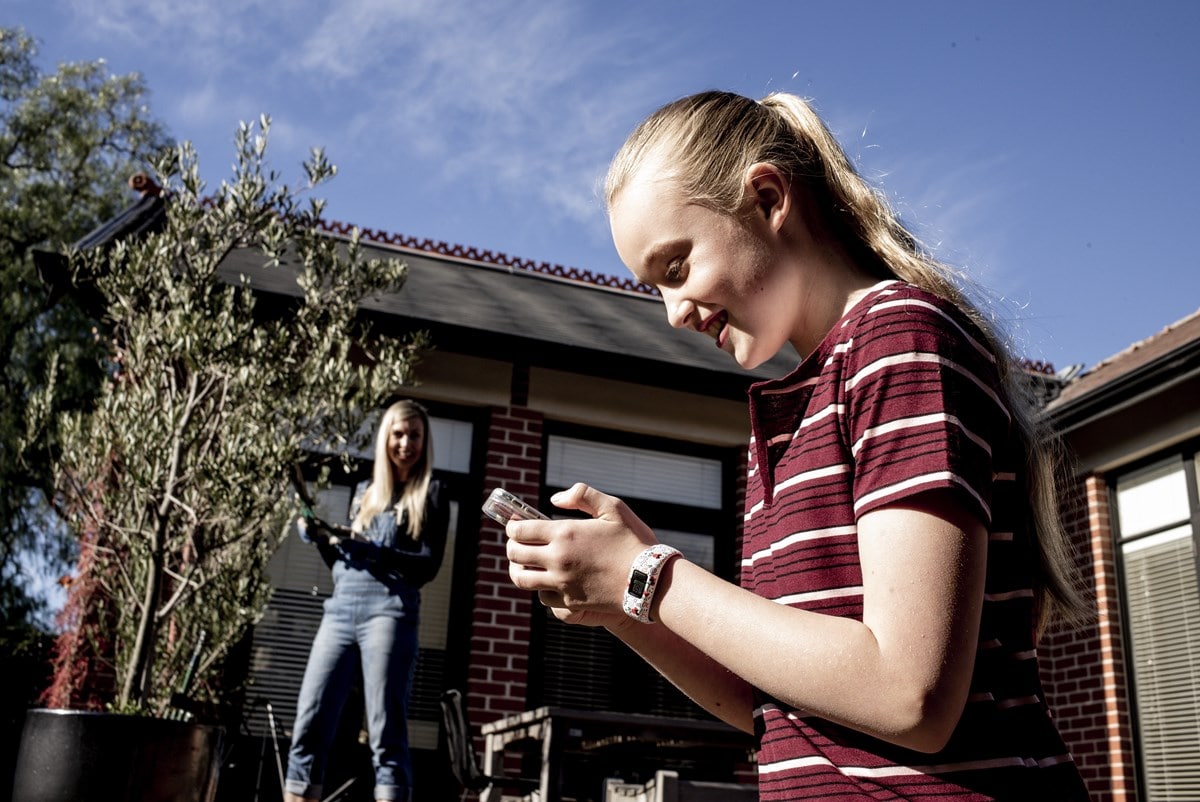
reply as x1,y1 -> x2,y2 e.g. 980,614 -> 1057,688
605,90 -> 1088,631
352,399 -> 433,539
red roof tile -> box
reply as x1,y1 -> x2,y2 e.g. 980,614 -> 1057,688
1049,306 -> 1200,409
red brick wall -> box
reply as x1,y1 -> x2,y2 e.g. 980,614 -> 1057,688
1040,475 -> 1137,802
466,404 -> 544,732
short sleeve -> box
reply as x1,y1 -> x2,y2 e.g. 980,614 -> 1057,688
841,290 -> 1012,525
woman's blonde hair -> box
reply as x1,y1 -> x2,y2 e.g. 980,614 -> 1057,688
352,399 -> 433,539
606,90 -> 1088,631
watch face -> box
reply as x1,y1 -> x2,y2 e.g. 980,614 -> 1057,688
628,569 -> 649,598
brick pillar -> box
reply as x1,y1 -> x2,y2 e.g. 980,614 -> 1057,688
466,391 -> 544,732
1082,474 -> 1136,802
1041,475 -> 1136,802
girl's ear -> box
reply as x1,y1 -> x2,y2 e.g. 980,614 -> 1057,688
745,162 -> 791,233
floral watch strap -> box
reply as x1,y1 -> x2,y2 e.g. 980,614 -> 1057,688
622,545 -> 682,623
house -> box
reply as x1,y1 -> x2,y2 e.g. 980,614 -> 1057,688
43,179 -> 1197,800
1039,308 -> 1200,802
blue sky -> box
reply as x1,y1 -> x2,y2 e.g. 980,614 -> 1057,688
11,0 -> 1200,373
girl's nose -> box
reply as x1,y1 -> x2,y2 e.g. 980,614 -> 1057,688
663,289 -> 694,330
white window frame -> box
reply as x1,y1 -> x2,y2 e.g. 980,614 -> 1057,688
1114,450 -> 1200,801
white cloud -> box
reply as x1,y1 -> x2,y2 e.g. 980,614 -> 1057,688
283,2 -> 677,231
64,0 -> 288,46
36,0 -> 685,243
174,82 -> 223,127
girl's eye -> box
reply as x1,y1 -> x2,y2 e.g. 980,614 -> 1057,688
664,258 -> 684,282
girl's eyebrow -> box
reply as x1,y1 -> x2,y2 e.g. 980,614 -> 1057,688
642,239 -> 686,271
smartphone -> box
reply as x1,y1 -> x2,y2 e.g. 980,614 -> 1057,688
482,487 -> 549,525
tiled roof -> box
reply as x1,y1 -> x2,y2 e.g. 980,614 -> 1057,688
1046,306 -> 1200,413
219,220 -> 800,395
316,218 -> 658,297
45,183 -> 799,396
71,187 -> 1200,413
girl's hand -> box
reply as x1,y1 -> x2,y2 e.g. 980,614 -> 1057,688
541,603 -> 629,629
505,483 -> 657,619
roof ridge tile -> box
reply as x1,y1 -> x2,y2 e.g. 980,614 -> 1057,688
314,217 -> 658,297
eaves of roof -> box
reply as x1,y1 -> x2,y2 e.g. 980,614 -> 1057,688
218,232 -> 799,400
73,192 -> 166,250
42,190 -> 799,399
32,192 -> 167,316
1043,307 -> 1200,433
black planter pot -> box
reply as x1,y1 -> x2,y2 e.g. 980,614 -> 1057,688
11,709 -> 224,802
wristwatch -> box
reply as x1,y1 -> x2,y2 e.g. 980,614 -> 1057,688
622,545 -> 682,623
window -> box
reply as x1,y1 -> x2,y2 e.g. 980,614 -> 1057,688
1115,451 -> 1200,801
534,431 -> 738,720
544,436 -> 723,510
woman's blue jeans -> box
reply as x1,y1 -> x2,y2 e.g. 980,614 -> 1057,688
285,573 -> 419,801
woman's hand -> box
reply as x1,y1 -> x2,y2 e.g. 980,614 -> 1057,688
505,483 -> 656,623
334,536 -> 373,562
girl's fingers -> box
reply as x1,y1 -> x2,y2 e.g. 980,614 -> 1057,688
505,517 -> 557,544
505,521 -> 537,544
506,539 -> 546,571
508,557 -> 548,589
549,482 -> 611,518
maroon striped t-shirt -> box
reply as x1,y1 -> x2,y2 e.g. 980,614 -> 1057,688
743,281 -> 1089,801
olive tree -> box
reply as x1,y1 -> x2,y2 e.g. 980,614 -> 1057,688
33,117 -> 426,715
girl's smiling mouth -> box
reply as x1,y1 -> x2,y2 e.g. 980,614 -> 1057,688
699,310 -> 729,347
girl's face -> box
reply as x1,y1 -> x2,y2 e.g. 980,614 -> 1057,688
610,159 -> 813,370
386,414 -> 425,481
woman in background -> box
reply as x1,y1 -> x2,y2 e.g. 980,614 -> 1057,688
285,399 -> 448,802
